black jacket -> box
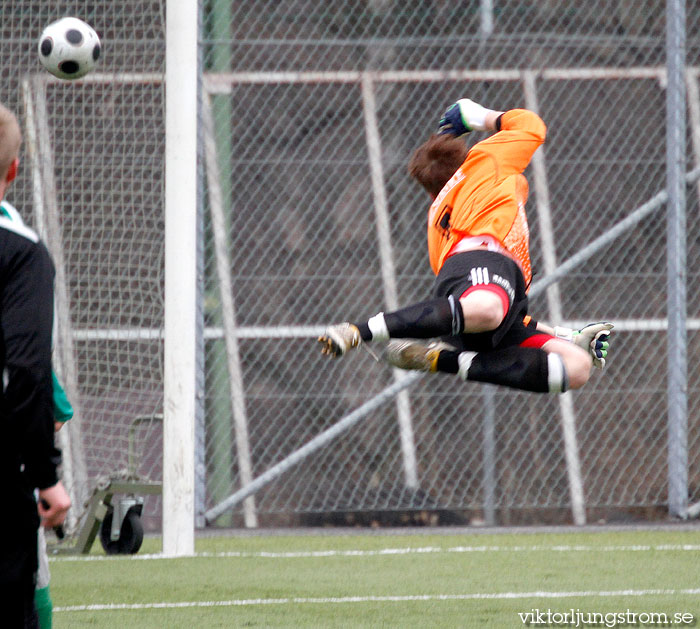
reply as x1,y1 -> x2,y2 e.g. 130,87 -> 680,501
0,215 -> 59,494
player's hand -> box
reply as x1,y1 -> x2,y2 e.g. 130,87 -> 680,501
573,322 -> 613,369
38,481 -> 71,529
555,322 -> 613,369
437,98 -> 488,136
318,323 -> 361,358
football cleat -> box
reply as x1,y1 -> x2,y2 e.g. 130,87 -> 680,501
384,340 -> 454,372
318,323 -> 361,357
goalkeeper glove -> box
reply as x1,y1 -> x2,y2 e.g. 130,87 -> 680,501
554,322 -> 614,369
437,98 -> 490,136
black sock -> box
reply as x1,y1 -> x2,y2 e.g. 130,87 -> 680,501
356,296 -> 463,342
466,347 -> 567,393
356,322 -> 372,341
436,350 -> 459,374
433,346 -> 568,393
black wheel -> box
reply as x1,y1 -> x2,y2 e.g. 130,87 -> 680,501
99,506 -> 144,555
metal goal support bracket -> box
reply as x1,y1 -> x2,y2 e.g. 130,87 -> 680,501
52,477 -> 162,555
51,414 -> 163,555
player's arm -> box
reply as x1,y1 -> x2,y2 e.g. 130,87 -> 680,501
527,318 -> 555,337
52,370 -> 74,431
438,99 -> 546,176
437,98 -> 504,135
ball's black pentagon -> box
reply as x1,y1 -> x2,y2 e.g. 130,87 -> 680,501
40,37 -> 53,57
66,28 -> 83,45
59,60 -> 80,75
92,43 -> 101,61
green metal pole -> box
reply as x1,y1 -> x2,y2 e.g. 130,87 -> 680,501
204,0 -> 235,527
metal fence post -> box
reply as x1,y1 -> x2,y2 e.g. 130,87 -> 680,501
666,0 -> 688,517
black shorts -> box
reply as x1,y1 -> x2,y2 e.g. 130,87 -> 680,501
431,250 -> 546,353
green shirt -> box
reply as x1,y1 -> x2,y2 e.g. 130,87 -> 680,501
52,371 -> 74,422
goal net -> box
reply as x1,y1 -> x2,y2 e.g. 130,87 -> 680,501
4,5 -> 167,533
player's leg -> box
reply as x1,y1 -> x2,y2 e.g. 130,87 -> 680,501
319,289 -> 507,356
1,495 -> 41,628
385,252 -> 574,394
35,526 -> 52,629
458,283 -> 509,332
367,269 -> 510,339
34,586 -> 52,629
319,294 -> 465,356
463,333 -> 591,392
320,238 -> 598,392
319,256 -> 510,357
386,340 -> 570,393
0,550 -> 40,629
374,284 -> 507,338
539,337 -> 592,390
387,315 -> 594,393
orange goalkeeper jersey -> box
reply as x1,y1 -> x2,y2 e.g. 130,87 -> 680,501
426,108 -> 546,286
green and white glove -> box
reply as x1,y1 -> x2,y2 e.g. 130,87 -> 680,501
555,322 -> 614,369
437,98 -> 490,136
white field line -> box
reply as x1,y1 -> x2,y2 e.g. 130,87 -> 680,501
54,589 -> 700,613
50,543 -> 700,562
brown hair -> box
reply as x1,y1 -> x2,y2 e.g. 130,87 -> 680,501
408,134 -> 468,198
0,104 -> 21,180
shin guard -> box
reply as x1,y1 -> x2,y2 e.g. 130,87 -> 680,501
382,295 -> 463,339
459,347 -> 568,393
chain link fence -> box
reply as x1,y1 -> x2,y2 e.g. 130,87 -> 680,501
0,1 -> 698,534
201,0 -> 700,527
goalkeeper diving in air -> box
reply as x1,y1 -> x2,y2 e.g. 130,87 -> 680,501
319,98 -> 612,394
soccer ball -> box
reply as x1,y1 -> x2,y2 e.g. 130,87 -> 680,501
38,17 -> 101,80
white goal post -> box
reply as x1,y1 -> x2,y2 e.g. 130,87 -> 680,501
163,0 -> 198,556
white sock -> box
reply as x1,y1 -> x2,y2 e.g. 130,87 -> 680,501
367,313 -> 390,342
547,353 -> 568,393
457,351 -> 477,380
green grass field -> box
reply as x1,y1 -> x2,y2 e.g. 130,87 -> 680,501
50,526 -> 700,628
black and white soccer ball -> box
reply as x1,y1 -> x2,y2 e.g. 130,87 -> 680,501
38,17 -> 101,80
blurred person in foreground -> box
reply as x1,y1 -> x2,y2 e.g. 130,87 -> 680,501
0,103 -> 70,628
0,198 -> 75,628
319,98 -> 612,393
